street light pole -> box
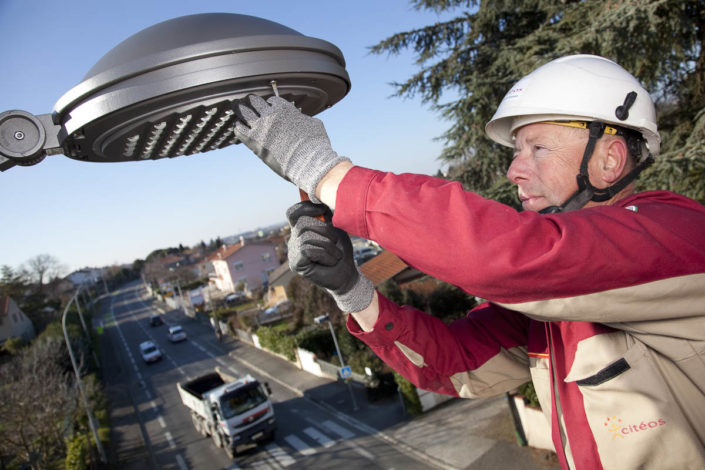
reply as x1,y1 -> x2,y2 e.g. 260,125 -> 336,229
327,320 -> 345,368
61,290 -> 107,464
315,314 -> 358,411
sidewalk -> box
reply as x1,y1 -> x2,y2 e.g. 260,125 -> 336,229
151,290 -> 560,470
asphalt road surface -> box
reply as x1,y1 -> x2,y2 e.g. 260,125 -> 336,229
99,282 -> 440,469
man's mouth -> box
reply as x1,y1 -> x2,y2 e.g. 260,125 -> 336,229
519,193 -> 544,210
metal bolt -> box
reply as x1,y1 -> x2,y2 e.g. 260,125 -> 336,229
14,131 -> 25,140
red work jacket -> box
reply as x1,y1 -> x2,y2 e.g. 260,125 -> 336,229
334,166 -> 705,470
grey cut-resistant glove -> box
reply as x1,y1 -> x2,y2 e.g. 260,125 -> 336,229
233,95 -> 350,203
286,201 -> 374,313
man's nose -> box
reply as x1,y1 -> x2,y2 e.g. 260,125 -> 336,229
507,152 -> 528,184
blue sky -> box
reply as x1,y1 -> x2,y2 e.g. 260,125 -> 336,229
0,0 -> 459,274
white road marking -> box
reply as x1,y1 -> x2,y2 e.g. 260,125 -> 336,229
321,420 -> 356,439
283,435 -> 316,455
265,442 -> 296,467
165,431 -> 175,448
303,427 -> 335,448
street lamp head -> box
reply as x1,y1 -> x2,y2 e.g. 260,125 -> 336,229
314,314 -> 330,325
0,13 -> 350,171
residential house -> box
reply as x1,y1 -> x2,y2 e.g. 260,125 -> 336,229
208,239 -> 279,294
66,267 -> 105,286
0,297 -> 36,345
265,262 -> 297,307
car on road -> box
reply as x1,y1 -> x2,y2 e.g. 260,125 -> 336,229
168,325 -> 187,343
139,341 -> 162,363
149,314 -> 164,326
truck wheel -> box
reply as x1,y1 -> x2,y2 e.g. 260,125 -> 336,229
212,431 -> 223,448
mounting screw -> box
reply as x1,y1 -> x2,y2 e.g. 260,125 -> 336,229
14,131 -> 25,140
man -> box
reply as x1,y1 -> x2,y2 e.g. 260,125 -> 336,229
233,55 -> 705,469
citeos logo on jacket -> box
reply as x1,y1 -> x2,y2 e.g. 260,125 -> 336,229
604,416 -> 667,440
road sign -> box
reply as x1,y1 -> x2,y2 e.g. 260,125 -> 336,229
339,366 -> 352,379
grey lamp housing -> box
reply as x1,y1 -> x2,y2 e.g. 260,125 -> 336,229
0,13 -> 350,171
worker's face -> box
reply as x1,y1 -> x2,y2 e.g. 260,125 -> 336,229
507,123 -> 587,212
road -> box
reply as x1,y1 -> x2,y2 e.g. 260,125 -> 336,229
99,282 -> 438,469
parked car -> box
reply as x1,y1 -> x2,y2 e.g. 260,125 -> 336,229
139,341 -> 162,363
264,299 -> 291,315
149,314 -> 164,327
168,325 -> 187,343
225,292 -> 247,305
354,247 -> 380,266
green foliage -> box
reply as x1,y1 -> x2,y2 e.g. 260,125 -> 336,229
181,279 -> 207,291
64,434 -> 88,470
2,336 -> 28,355
381,279 -> 476,323
372,0 -> 705,204
256,324 -> 297,361
145,247 -> 181,262
347,349 -> 384,377
427,281 -> 477,322
295,327 -> 334,357
213,305 -> 241,321
378,279 -> 404,303
517,381 -> 540,409
0,265 -> 29,298
97,427 -> 111,449
393,371 -> 423,416
286,276 -> 341,329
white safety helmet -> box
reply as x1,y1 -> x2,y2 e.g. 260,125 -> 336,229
485,54 -> 660,158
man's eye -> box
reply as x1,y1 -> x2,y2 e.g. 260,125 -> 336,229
534,145 -> 550,154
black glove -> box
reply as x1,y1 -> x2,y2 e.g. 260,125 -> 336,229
286,201 -> 374,312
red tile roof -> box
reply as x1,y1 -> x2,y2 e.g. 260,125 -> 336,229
205,243 -> 244,262
360,251 -> 410,287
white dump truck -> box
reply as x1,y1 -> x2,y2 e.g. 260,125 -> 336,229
177,368 -> 277,458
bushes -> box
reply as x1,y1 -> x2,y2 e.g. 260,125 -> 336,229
295,327 -> 333,357
379,279 -> 476,324
1,336 -> 27,355
65,435 -> 88,470
256,324 -> 297,361
517,381 -> 540,408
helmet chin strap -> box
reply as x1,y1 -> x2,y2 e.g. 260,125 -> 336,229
539,121 -> 654,214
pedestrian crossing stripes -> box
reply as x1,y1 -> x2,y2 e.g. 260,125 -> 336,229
303,427 -> 335,448
283,434 -> 316,455
321,419 -> 356,439
265,442 -> 296,467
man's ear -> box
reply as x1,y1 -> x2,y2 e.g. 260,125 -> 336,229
595,137 -> 629,185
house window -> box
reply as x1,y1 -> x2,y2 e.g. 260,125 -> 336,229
233,261 -> 244,271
